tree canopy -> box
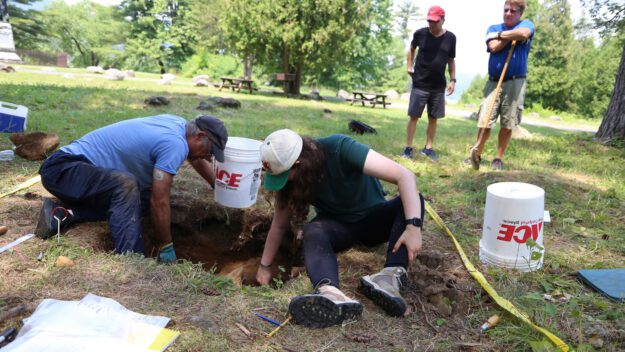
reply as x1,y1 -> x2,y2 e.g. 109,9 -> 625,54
221,0 -> 392,94
42,0 -> 127,67
7,0 -> 45,49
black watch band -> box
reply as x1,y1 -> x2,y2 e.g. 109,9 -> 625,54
405,217 -> 422,227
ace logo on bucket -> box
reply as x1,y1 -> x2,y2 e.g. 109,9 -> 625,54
496,218 -> 543,244
216,166 -> 243,189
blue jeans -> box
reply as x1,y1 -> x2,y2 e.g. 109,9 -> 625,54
39,150 -> 149,254
303,194 -> 425,288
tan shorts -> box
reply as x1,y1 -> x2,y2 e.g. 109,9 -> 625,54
477,78 -> 526,129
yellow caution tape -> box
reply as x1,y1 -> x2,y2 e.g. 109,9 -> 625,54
0,175 -> 41,198
424,201 -> 569,351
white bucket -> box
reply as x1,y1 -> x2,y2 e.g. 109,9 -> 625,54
479,182 -> 545,272
214,137 -> 263,208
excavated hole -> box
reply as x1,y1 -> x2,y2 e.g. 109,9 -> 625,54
67,169 -> 303,286
142,208 -> 301,286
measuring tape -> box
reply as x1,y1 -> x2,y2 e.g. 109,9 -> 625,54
424,202 -> 570,351
0,175 -> 41,199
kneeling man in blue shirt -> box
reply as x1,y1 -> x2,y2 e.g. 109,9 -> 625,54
36,114 -> 228,263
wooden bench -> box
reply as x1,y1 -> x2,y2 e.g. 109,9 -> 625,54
351,91 -> 391,109
219,77 -> 255,94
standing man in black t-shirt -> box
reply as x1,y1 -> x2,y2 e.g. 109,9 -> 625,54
404,5 -> 456,161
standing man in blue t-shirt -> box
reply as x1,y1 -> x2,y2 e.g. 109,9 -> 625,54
404,5 -> 456,161
468,0 -> 534,171
35,115 -> 228,263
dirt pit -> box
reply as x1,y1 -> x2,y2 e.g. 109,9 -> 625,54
142,206 -> 301,286
64,166 -> 302,286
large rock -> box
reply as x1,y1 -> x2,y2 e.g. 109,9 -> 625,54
10,132 -> 60,161
511,126 -> 532,140
0,63 -> 15,73
196,101 -> 214,111
125,70 -> 135,77
86,66 -> 104,74
144,96 -> 170,106
309,90 -> 323,101
158,78 -> 173,85
400,93 -> 411,101
197,97 -> 241,109
384,89 -> 399,99
337,89 -> 350,100
194,79 -> 210,87
161,73 -> 176,81
104,68 -> 125,81
192,75 -> 209,83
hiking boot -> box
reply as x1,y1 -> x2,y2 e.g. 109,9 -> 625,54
35,198 -> 73,239
401,147 -> 413,158
359,266 -> 408,317
491,158 -> 504,170
420,148 -> 439,162
469,148 -> 481,170
289,284 -> 363,328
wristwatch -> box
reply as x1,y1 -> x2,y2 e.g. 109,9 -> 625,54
405,217 -> 422,227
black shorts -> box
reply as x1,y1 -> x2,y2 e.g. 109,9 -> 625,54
408,87 -> 445,119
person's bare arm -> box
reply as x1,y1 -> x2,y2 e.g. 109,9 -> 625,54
256,201 -> 291,285
487,27 -> 531,53
151,168 -> 174,247
447,58 -> 456,96
407,47 -> 416,74
189,158 -> 216,188
362,150 -> 422,263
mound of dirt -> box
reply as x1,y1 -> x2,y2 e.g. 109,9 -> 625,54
405,250 -> 478,317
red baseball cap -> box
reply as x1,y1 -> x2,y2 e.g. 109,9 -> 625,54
427,6 -> 445,21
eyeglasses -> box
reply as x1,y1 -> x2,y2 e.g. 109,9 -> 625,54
504,7 -> 519,14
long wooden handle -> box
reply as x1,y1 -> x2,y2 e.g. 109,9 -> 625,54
480,40 -> 517,129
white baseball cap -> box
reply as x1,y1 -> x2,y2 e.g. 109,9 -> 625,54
260,129 -> 303,191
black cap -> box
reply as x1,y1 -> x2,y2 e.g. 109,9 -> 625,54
194,115 -> 228,162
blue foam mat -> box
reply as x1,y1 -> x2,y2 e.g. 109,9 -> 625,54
578,269 -> 625,302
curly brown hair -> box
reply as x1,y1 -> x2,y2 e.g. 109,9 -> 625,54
274,136 -> 325,225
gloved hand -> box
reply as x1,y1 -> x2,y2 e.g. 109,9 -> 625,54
159,243 -> 177,263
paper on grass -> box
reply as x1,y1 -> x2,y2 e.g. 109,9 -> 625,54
2,293 -> 179,352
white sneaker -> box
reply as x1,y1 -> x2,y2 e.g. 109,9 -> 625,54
359,266 -> 408,317
289,284 -> 363,328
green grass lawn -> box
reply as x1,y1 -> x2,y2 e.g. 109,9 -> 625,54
1,65 -> 624,351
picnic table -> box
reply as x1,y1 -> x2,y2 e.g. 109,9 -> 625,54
351,91 -> 391,109
218,77 -> 255,94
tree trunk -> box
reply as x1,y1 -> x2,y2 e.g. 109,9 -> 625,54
243,55 -> 253,79
595,44 -> 625,144
158,59 -> 166,74
288,61 -> 302,95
